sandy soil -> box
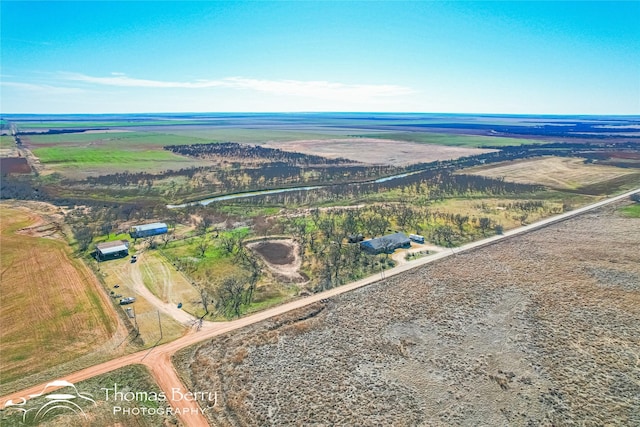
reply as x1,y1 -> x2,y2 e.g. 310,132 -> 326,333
391,242 -> 446,266
267,138 -> 495,166
181,202 -> 640,426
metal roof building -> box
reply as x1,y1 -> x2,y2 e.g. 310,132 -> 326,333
360,232 -> 411,254
129,222 -> 168,239
96,240 -> 129,260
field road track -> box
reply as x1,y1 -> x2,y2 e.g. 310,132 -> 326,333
128,252 -> 199,325
2,188 -> 638,427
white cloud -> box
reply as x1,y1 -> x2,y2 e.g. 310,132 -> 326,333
1,81 -> 84,94
58,72 -> 414,99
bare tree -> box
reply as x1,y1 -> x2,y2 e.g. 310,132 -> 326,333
433,225 -> 455,247
74,225 -> 94,252
215,276 -> 249,318
161,229 -> 174,247
145,236 -> 157,250
518,213 -> 529,226
196,236 -> 210,257
199,287 -> 211,315
479,217 -> 491,236
197,216 -> 212,235
454,214 -> 469,234
396,205 -> 415,229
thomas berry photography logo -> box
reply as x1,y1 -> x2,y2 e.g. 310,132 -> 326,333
3,380 -> 96,424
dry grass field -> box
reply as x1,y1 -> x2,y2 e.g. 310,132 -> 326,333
176,201 -> 640,426
139,251 -> 204,318
462,156 -> 640,193
97,254 -> 192,346
267,138 -> 495,165
0,206 -> 118,386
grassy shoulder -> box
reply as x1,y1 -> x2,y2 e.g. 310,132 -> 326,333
619,203 -> 640,218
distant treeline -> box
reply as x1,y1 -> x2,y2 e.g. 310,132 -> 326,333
395,123 -> 640,140
3,141 -> 638,207
164,142 -> 357,165
17,128 -> 105,136
68,162 -> 399,195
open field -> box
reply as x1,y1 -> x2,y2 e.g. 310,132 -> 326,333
176,201 -> 640,426
267,138 -> 495,165
21,131 -> 214,178
462,156 -> 640,193
0,158 -> 30,174
0,206 -> 118,386
355,131 -> 540,147
0,135 -> 16,150
139,251 -> 204,318
97,254 -> 192,345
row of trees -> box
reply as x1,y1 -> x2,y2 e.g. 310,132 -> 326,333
164,142 -> 355,166
227,171 -> 543,208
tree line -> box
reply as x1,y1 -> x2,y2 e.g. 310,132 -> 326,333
164,142 -> 357,165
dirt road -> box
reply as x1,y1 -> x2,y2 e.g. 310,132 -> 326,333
128,252 -> 198,325
2,188 -> 638,427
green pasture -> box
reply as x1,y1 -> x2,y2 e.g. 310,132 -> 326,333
355,132 -> 540,147
0,135 -> 15,148
620,203 -> 640,218
24,131 -> 209,146
164,127 -> 350,144
32,145 -> 187,166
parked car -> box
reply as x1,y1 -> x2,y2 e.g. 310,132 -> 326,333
119,297 -> 136,305
130,255 -> 137,263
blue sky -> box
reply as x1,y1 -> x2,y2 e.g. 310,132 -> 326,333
1,1 -> 638,114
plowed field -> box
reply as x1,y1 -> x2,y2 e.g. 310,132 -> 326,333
0,206 -> 118,386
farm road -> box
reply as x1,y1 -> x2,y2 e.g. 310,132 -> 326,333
2,188 -> 638,427
109,253 -> 198,325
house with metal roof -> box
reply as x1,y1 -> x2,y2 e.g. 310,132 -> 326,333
95,240 -> 129,261
360,232 -> 411,254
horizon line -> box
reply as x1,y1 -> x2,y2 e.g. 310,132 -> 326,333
2,111 -> 639,118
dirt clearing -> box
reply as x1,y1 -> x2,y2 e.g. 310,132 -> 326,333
247,239 -> 305,282
178,201 -> 640,426
267,138 -> 495,165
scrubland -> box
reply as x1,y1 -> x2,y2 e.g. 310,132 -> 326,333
176,202 -> 640,426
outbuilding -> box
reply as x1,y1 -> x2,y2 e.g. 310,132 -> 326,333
96,240 -> 129,261
129,222 -> 168,239
360,232 -> 411,255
